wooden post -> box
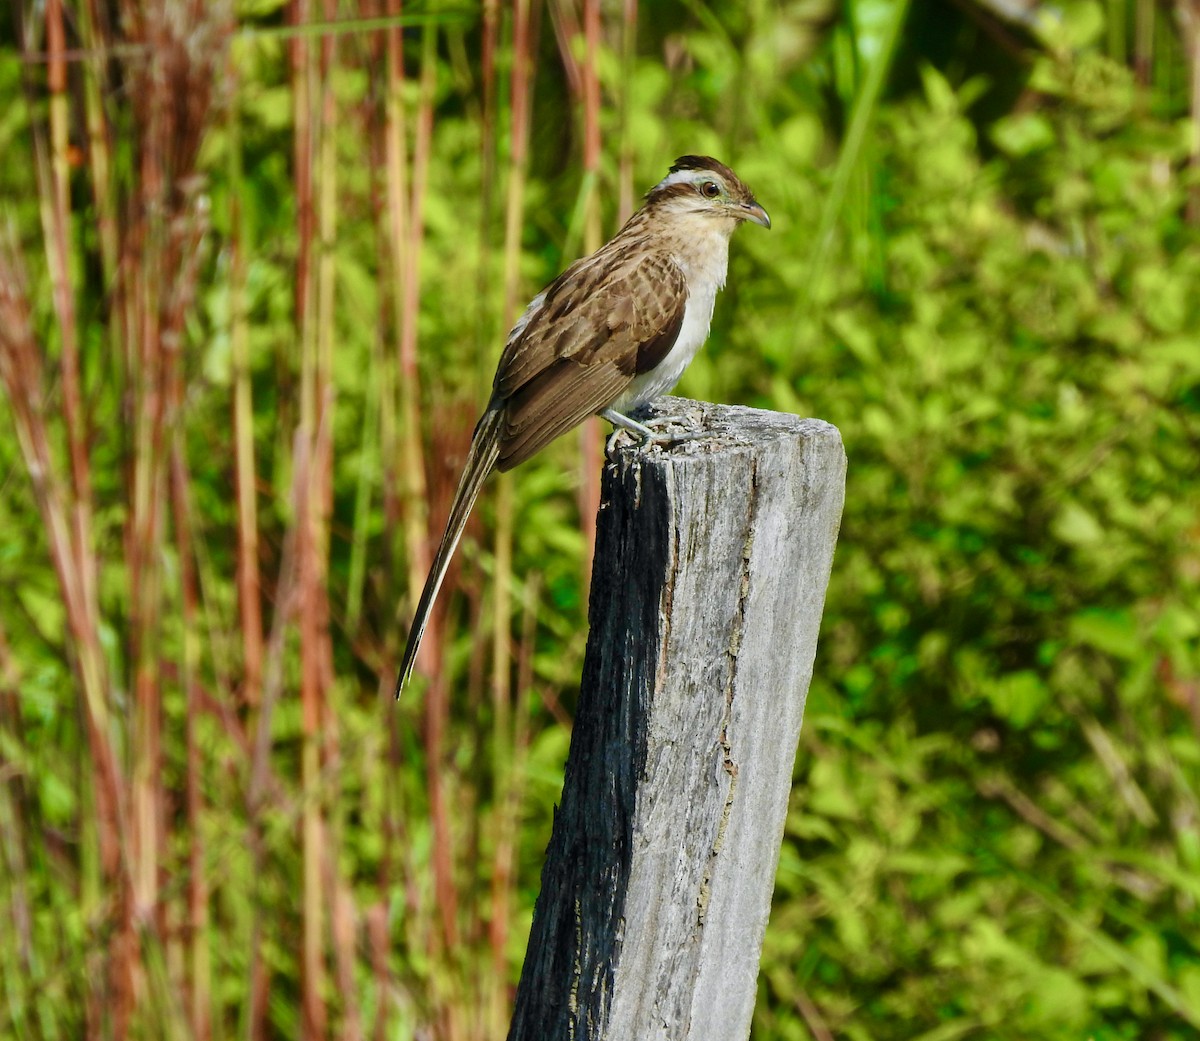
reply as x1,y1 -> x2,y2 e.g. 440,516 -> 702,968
507,398 -> 847,1041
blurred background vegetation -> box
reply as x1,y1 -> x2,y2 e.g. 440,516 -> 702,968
1,0 -> 1199,1038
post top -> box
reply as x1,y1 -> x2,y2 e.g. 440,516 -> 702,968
608,396 -> 842,466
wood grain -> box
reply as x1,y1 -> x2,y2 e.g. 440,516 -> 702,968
508,397 -> 847,1041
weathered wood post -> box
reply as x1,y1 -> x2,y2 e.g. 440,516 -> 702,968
507,398 -> 846,1041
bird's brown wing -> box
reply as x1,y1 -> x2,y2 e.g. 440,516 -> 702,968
494,248 -> 687,470
498,359 -> 627,470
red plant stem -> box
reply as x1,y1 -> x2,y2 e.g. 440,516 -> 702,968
80,0 -> 119,284
582,0 -> 601,184
247,427 -> 307,1041
0,236 -> 129,1038
379,5 -> 456,1021
329,873 -> 364,1041
484,2 -> 537,1028
170,416 -> 211,1041
577,0 -> 603,588
398,8 -> 435,653
488,571 -> 540,1031
36,3 -> 132,1030
40,0 -> 112,790
551,0 -> 582,96
381,0 -> 412,602
230,146 -> 265,710
129,85 -> 167,1041
45,0 -> 95,622
478,0 -> 500,375
367,902 -> 391,1041
319,2 -> 359,1035
363,19 -> 408,988
291,0 -> 329,1033
383,0 -> 459,973
413,18 -> 463,960
618,0 -> 638,223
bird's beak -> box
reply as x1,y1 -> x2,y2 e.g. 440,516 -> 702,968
740,201 -> 771,229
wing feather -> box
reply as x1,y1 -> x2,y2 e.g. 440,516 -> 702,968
491,247 -> 687,466
498,359 -> 628,471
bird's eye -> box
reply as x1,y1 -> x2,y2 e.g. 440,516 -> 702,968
701,181 -> 721,198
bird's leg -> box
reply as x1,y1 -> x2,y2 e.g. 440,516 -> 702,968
602,408 -> 660,442
601,407 -> 704,457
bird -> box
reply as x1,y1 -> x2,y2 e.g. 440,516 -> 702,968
396,154 -> 770,696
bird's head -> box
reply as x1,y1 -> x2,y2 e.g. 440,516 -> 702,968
644,155 -> 771,230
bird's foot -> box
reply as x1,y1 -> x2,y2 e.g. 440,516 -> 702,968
601,408 -> 703,458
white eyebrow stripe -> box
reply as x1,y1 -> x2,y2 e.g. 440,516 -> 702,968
652,168 -> 718,191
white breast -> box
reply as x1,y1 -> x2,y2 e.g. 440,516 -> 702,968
611,231 -> 731,414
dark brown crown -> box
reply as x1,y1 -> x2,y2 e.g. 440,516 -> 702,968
669,155 -> 736,178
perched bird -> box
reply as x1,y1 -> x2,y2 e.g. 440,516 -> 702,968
396,154 -> 770,696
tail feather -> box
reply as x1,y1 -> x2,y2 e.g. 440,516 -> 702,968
395,408 -> 504,697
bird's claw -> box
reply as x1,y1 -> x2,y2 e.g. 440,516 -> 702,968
604,417 -> 702,460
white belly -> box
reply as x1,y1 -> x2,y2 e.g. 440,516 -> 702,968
610,238 -> 729,414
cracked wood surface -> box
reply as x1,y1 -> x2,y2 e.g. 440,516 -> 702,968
507,397 -> 846,1041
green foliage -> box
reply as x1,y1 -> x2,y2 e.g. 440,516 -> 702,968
750,49 -> 1200,1041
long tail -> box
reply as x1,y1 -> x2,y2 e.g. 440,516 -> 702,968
395,407 -> 504,697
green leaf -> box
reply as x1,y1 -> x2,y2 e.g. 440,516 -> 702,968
1069,608 -> 1140,661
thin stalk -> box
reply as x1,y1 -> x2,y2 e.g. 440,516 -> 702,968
79,0 -> 119,286
550,0 -> 605,582
384,38 -> 466,1002
39,0 -> 116,795
367,902 -> 392,1039
487,570 -> 540,1033
0,228 -> 126,1038
1134,0 -> 1154,86
362,19 -> 407,1041
345,372 -> 379,632
157,56 -> 215,1018
328,875 -> 364,1041
40,0 -> 114,868
314,0 -> 339,767
169,429 -> 209,1041
378,7 -> 430,1036
0,630 -> 35,1039
13,5 -> 127,1023
300,505 -> 328,1041
617,0 -> 638,224
576,0 -> 603,586
487,466 -> 514,1026
317,0 -> 339,549
581,0 -> 602,243
393,3 -> 435,662
382,0 -> 414,605
1108,0 -> 1127,63
228,51 -> 266,712
43,0 -> 95,626
805,0 -> 910,285
293,2 -> 331,1037
122,3 -> 221,1021
478,0 -> 501,385
128,46 -> 170,997
402,18 -> 466,1004
550,0 -> 582,97
316,6 -> 360,1038
130,29 -> 217,1019
345,12 -> 386,641
246,425 -> 308,1041
487,0 -> 536,1029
